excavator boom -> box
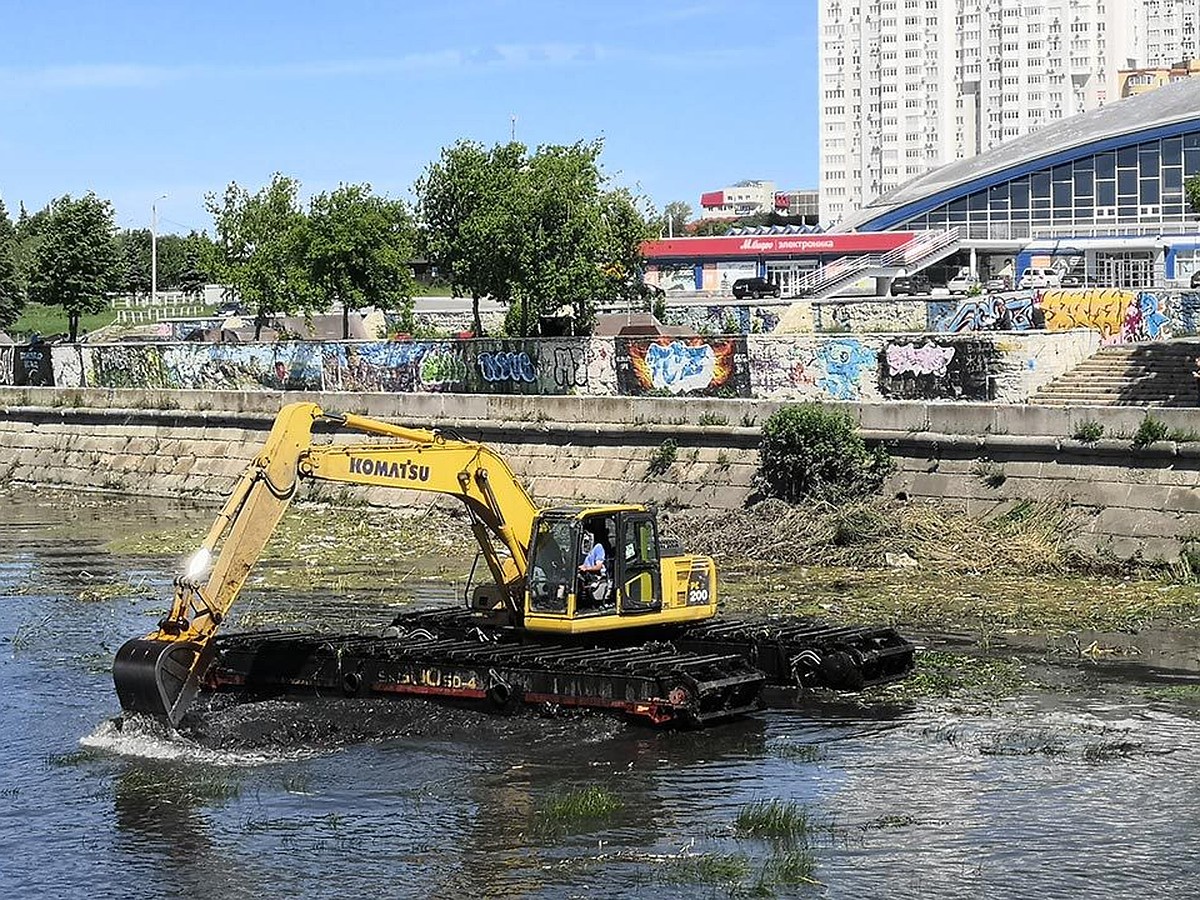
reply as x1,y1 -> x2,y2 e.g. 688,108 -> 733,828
112,401 -> 540,724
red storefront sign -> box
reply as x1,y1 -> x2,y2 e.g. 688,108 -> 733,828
642,232 -> 915,259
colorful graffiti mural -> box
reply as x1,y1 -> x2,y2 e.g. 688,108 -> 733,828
615,337 -> 751,397
879,337 -> 995,401
1039,289 -> 1172,345
666,305 -> 782,335
745,336 -> 882,402
0,330 -> 1104,404
323,339 -> 588,395
80,343 -> 324,391
930,295 -> 1038,333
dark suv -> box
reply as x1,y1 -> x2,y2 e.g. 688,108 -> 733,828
889,274 -> 932,296
732,277 -> 781,299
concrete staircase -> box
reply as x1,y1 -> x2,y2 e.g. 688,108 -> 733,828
1030,341 -> 1200,406
792,227 -> 961,300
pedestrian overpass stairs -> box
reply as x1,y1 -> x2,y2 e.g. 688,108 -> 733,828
791,227 -> 961,301
1029,342 -> 1200,407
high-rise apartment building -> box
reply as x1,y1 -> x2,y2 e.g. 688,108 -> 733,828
819,0 -> 1143,226
1140,0 -> 1200,65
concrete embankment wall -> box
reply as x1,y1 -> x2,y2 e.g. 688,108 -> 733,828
4,386 -> 1200,560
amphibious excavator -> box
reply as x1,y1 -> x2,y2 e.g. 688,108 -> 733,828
113,402 -> 914,728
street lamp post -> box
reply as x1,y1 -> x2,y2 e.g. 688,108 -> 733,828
151,194 -> 167,305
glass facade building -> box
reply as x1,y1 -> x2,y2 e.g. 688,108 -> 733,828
842,77 -> 1200,241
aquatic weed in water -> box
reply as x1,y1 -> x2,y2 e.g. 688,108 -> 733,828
662,852 -> 751,885
536,785 -> 623,835
734,799 -> 813,843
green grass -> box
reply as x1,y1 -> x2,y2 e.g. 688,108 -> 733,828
536,785 -> 624,835
734,800 -> 813,843
663,852 -> 751,885
752,850 -> 818,890
9,302 -> 117,339
876,651 -> 1029,701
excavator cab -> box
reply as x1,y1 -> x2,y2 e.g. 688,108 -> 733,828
522,506 -> 714,634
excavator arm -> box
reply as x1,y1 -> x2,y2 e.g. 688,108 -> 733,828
113,401 -> 539,725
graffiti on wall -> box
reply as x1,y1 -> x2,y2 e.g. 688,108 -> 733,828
615,337 -> 751,397
666,305 -> 782,335
83,344 -> 324,391
746,337 -> 880,401
1039,289 -> 1172,344
1178,292 -> 1200,335
930,295 -> 1037,332
644,264 -> 695,293
323,339 -> 589,395
0,346 -> 14,386
879,338 -> 995,400
13,342 -> 54,386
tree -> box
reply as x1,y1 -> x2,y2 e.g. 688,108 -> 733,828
415,138 -> 653,337
663,200 -> 692,237
1187,174 -> 1200,218
0,198 -> 14,245
206,174 -> 312,339
28,193 -> 121,341
115,228 -> 152,298
0,199 -> 20,328
415,140 -> 526,335
307,183 -> 417,338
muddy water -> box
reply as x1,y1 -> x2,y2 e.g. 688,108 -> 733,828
4,490 -> 1200,899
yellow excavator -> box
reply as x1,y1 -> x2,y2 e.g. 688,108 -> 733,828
113,401 -> 725,725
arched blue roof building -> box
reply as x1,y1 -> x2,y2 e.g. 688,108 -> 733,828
840,77 -> 1200,240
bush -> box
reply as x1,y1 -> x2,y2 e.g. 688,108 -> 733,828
1132,415 -> 1169,449
755,404 -> 892,504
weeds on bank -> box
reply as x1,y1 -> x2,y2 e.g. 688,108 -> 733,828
647,439 -> 678,476
1133,415 -> 1170,448
1072,420 -> 1105,443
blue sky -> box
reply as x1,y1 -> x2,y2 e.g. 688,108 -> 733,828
0,1 -> 819,235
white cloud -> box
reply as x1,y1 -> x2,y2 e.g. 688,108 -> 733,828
1,44 -> 608,91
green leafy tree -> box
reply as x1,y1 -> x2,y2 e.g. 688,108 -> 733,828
11,202 -> 48,303
1188,174 -> 1200,218
0,199 -> 20,328
663,200 -> 692,236
28,192 -> 121,341
115,228 -> 152,298
415,140 -> 526,335
307,183 -> 417,338
206,174 -> 312,339
0,243 -> 20,329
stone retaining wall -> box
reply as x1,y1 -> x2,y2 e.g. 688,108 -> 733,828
4,388 -> 1200,560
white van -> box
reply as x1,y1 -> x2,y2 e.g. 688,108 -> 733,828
1018,267 -> 1062,290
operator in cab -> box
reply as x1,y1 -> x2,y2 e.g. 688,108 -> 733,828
577,521 -> 613,611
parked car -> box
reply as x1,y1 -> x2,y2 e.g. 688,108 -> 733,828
1017,267 -> 1062,290
946,269 -> 981,295
985,275 -> 1012,293
889,274 -> 932,296
1058,272 -> 1084,288
732,277 -> 781,300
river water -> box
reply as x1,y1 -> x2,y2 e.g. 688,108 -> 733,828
3,489 -> 1200,899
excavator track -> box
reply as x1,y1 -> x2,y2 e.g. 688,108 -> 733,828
674,617 -> 916,691
196,607 -> 915,727
204,627 -> 766,726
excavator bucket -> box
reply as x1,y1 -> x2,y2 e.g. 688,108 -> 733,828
112,638 -> 216,726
